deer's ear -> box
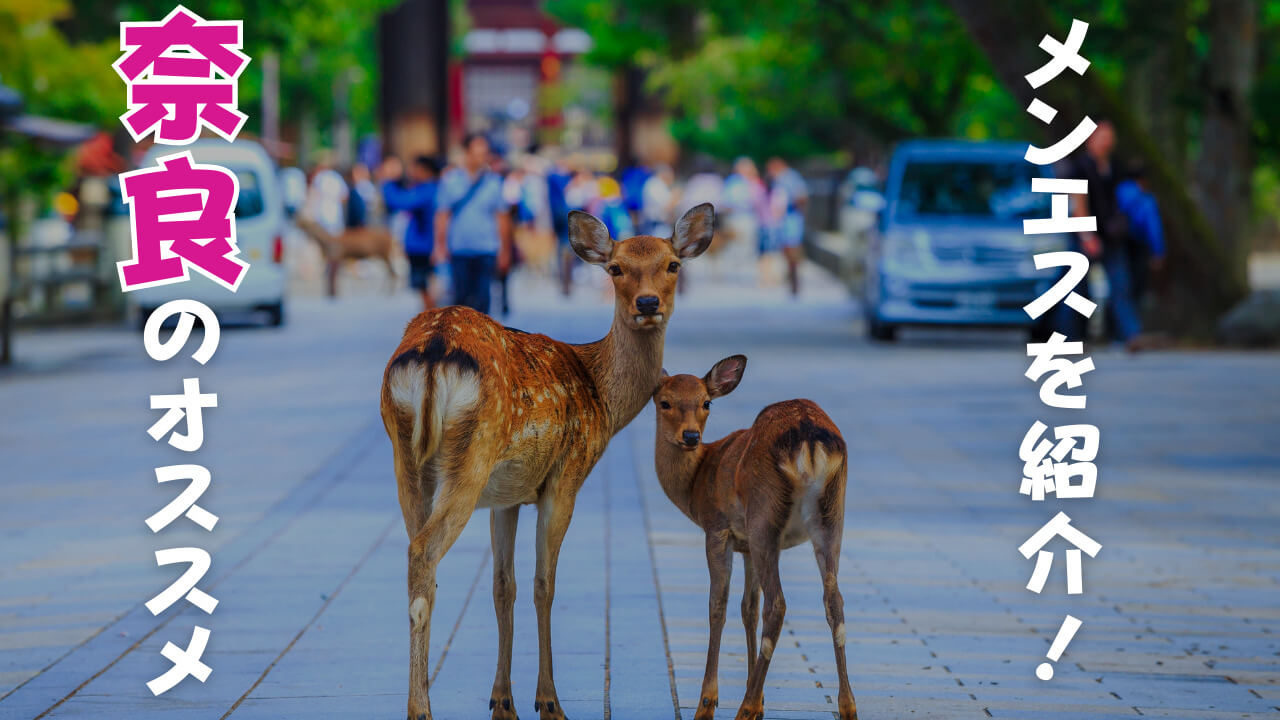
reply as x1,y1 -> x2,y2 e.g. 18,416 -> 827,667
672,203 -> 715,258
705,355 -> 746,398
569,211 -> 614,265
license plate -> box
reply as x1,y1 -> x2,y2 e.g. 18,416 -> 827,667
956,290 -> 997,308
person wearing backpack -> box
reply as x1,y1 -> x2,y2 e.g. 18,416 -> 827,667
433,133 -> 512,315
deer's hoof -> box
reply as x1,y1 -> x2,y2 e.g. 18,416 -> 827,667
693,695 -> 719,720
534,697 -> 567,720
489,693 -> 518,720
735,704 -> 764,720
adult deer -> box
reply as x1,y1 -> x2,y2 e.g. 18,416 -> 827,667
651,356 -> 858,720
380,204 -> 715,720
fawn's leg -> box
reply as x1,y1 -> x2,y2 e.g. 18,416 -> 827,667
809,493 -> 857,720
736,531 -> 783,720
406,456 -> 489,720
489,506 -> 520,720
532,490 -> 577,720
696,531 -> 735,720
740,552 -> 759,678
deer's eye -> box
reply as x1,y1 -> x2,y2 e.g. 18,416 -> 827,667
659,401 -> 671,410
702,401 -> 712,410
668,261 -> 681,273
607,264 -> 623,277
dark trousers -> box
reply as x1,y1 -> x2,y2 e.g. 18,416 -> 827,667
1103,245 -> 1141,342
450,253 -> 496,315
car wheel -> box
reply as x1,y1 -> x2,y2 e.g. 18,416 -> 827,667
136,307 -> 154,332
866,314 -> 897,342
1027,317 -> 1054,343
263,301 -> 285,327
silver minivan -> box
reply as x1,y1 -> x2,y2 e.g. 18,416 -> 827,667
127,139 -> 287,326
864,139 -> 1070,341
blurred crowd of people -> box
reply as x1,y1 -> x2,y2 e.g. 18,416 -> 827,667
282,135 -> 817,318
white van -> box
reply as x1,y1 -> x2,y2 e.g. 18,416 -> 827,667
128,139 -> 287,326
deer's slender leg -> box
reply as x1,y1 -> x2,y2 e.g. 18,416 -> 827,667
696,530 -> 734,720
531,487 -> 577,720
489,505 -> 520,720
737,528 -> 783,720
740,551 -> 759,678
809,489 -> 857,720
406,454 -> 490,720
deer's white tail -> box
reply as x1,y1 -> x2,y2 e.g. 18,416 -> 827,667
386,356 -> 481,462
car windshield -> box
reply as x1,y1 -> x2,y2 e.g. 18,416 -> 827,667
233,169 -> 265,218
895,159 -> 1048,221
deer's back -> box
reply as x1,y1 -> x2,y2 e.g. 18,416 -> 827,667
703,399 -> 847,550
382,306 -> 611,506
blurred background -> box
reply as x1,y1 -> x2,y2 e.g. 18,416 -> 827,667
1,3 -> 1278,719
0,0 -> 1278,352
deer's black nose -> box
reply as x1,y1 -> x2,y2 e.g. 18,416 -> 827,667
636,295 -> 660,315
682,430 -> 701,446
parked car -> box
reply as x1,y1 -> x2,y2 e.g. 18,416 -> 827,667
127,139 -> 287,327
864,139 -> 1069,341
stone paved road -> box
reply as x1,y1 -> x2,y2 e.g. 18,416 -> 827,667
1,262 -> 1277,719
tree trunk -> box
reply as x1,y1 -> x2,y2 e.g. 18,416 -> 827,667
613,64 -> 642,169
948,0 -> 1251,337
1193,0 -> 1257,275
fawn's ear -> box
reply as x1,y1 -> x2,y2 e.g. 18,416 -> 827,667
569,211 -> 614,265
652,369 -> 670,398
672,203 -> 715,258
704,355 -> 746,398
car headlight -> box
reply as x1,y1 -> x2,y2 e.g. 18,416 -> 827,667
882,230 -> 933,270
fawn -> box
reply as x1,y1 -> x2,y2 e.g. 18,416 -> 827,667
380,205 -> 715,720
651,355 -> 858,720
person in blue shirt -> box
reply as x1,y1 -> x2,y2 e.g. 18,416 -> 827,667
1115,165 -> 1165,312
434,133 -> 512,315
547,159 -> 572,296
382,155 -> 440,312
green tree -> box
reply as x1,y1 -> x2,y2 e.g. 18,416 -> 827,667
948,0 -> 1258,335
62,0 -> 400,159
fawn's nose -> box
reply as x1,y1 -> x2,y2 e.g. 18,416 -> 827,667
682,430 -> 701,447
635,295 -> 660,315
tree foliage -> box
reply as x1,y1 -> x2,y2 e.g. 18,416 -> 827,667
546,0 -> 1026,162
59,0 -> 400,149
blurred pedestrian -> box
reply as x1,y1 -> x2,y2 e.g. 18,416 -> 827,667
591,176 -> 635,241
641,165 -> 677,238
680,158 -> 723,219
303,151 -> 348,237
382,155 -> 441,312
434,133 -> 511,315
723,156 -> 768,256
1116,163 -> 1165,312
1065,119 -> 1142,347
558,164 -> 598,293
766,156 -> 808,296
346,162 -> 378,230
547,152 -> 574,296
619,163 -> 650,230
499,158 -> 533,317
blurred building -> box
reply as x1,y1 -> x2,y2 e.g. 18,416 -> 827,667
379,0 -> 591,161
461,0 -> 591,152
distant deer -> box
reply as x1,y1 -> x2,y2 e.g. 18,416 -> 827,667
651,355 -> 857,720
295,214 -> 398,296
380,205 -> 715,720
